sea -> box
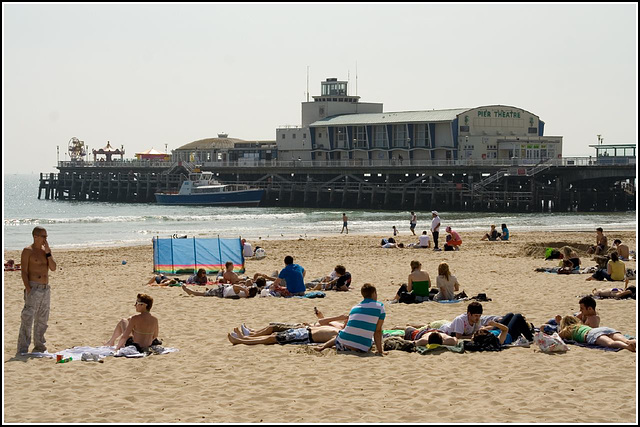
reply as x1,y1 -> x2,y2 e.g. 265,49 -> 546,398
2,174 -> 637,251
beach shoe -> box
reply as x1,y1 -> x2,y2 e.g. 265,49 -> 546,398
434,248 -> 442,251
149,345 -> 166,355
512,336 -> 531,348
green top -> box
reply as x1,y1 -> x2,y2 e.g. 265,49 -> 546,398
411,280 -> 431,297
570,324 -> 591,343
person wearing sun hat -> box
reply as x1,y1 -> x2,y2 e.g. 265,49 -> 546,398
431,211 -> 441,251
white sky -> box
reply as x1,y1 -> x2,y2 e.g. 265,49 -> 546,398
3,3 -> 637,174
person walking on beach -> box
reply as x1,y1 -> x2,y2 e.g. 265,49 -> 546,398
409,212 -> 417,235
341,213 -> 348,234
431,211 -> 441,251
17,226 -> 57,354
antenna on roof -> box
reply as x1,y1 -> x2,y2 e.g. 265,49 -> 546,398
348,69 -> 350,95
355,61 -> 358,96
306,66 -> 309,102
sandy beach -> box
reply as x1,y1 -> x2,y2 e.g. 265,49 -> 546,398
3,230 -> 637,423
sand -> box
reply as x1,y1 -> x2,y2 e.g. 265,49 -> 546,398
3,230 -> 637,423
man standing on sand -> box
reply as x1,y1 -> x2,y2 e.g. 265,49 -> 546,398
431,211 -> 441,251
409,211 -> 417,235
341,213 -> 349,234
18,226 -> 57,354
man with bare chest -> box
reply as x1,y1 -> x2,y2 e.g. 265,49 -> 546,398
17,226 -> 57,354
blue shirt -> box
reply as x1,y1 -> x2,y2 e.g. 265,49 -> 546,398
337,299 -> 386,352
278,263 -> 305,294
501,228 -> 509,240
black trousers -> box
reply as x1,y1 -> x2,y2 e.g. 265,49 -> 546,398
432,231 -> 439,248
499,313 -> 533,342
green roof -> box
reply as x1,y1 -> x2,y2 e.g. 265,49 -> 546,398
309,108 -> 470,127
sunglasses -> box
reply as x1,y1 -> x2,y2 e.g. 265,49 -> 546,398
135,302 -> 145,306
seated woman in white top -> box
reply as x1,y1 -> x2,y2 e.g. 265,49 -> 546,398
433,262 -> 460,301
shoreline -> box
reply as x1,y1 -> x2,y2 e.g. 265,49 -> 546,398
3,227 -> 637,253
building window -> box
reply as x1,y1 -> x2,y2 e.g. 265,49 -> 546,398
354,126 -> 367,148
292,134 -> 296,139
281,134 -> 285,139
374,125 -> 387,148
392,125 -> 408,148
414,124 -> 428,147
528,127 -> 537,134
335,126 -> 348,149
303,133 -> 307,138
460,125 -> 470,132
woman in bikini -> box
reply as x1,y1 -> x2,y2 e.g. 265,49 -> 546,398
105,293 -> 160,351
557,315 -> 636,352
392,260 -> 431,303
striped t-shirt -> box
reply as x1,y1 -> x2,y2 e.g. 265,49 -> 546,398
336,298 -> 386,352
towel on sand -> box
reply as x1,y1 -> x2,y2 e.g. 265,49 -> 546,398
22,345 -> 179,360
416,341 -> 465,354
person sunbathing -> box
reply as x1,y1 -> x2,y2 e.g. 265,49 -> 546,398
182,283 -> 258,298
228,324 -> 342,346
592,284 -> 636,300
147,274 -> 180,286
186,268 -> 209,285
403,326 -> 458,346
557,315 -> 635,352
105,293 -> 160,351
237,307 -> 347,339
221,261 -> 249,284
309,265 -> 351,291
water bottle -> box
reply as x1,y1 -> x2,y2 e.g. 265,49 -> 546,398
57,356 -> 72,363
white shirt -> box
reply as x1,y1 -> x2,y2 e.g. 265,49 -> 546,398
243,242 -> 253,257
410,214 -> 417,224
223,285 -> 246,298
431,216 -> 441,232
418,234 -> 430,247
439,314 -> 499,336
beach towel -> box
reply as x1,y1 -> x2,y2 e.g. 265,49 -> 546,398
382,329 -> 406,337
435,299 -> 464,304
416,341 -> 465,355
383,336 -> 416,352
293,291 -> 326,299
26,345 -> 179,361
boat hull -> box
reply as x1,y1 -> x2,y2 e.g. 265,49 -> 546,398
154,189 -> 265,206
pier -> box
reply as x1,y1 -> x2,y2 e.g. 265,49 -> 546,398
39,157 -> 636,212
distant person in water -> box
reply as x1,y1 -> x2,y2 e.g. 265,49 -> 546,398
341,213 -> 348,234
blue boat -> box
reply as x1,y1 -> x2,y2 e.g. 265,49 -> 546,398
154,172 -> 264,206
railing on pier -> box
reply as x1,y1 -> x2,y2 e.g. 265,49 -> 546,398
57,156 -> 635,170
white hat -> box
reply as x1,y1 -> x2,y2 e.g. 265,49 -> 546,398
432,210 -> 438,215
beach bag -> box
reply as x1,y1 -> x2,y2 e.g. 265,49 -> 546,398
533,331 -> 568,353
398,291 -> 416,304
463,333 -> 502,352
254,248 -> 266,260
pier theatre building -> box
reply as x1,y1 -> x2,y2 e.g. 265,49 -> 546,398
276,78 -> 563,164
